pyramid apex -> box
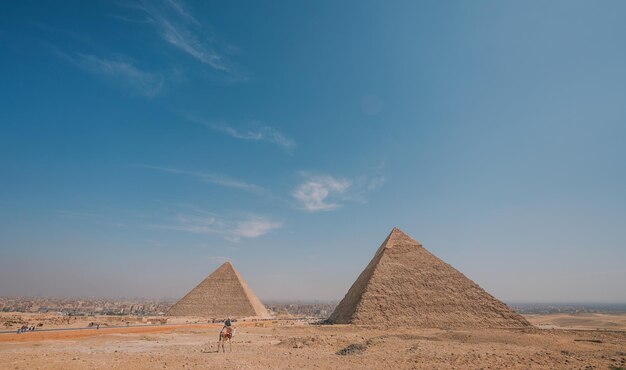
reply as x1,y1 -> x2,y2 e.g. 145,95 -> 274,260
390,227 -> 406,235
216,261 -> 234,271
373,227 -> 421,257
387,227 -> 421,246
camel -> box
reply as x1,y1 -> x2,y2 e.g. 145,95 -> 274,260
217,326 -> 236,353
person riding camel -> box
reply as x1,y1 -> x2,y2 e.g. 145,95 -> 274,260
220,318 -> 233,336
218,318 -> 236,353
220,317 -> 233,334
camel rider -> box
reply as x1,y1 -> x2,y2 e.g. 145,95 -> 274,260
221,318 -> 233,335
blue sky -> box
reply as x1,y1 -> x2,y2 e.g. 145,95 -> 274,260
1,0 -> 625,302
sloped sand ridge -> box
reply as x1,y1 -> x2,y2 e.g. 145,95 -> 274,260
329,228 -> 530,328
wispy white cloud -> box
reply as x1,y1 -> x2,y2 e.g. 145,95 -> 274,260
56,49 -> 163,97
163,0 -> 199,25
293,173 -> 352,212
156,211 -> 282,242
292,172 -> 385,212
131,0 -> 232,72
139,165 -> 264,194
209,122 -> 296,150
366,175 -> 386,192
231,218 -> 282,239
344,175 -> 386,203
188,116 -> 296,150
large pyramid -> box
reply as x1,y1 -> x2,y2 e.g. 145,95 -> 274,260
167,262 -> 270,318
328,228 -> 530,328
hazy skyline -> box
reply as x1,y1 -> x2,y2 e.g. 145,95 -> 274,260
1,0 -> 625,303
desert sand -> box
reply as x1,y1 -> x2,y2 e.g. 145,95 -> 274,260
1,313 -> 626,369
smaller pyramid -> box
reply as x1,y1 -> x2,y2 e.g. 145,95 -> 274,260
328,228 -> 530,328
167,262 -> 270,318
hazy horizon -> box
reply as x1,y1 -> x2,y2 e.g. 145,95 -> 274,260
1,0 -> 625,303
4,296 -> 626,306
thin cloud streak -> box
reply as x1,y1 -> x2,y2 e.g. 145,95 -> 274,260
188,116 -> 296,150
140,165 -> 265,194
163,0 -> 199,25
132,0 -> 231,72
156,213 -> 282,242
55,49 -> 163,97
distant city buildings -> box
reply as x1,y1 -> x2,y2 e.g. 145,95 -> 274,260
511,303 -> 626,314
0,297 -> 340,318
0,297 -> 174,316
265,302 -> 338,318
6,297 -> 619,318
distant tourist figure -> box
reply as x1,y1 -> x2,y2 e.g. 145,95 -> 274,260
218,318 -> 236,353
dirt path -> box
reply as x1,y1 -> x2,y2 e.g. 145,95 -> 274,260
0,324 -> 222,343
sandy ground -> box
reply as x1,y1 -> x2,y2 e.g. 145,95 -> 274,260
526,312 -> 626,331
1,314 -> 626,369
